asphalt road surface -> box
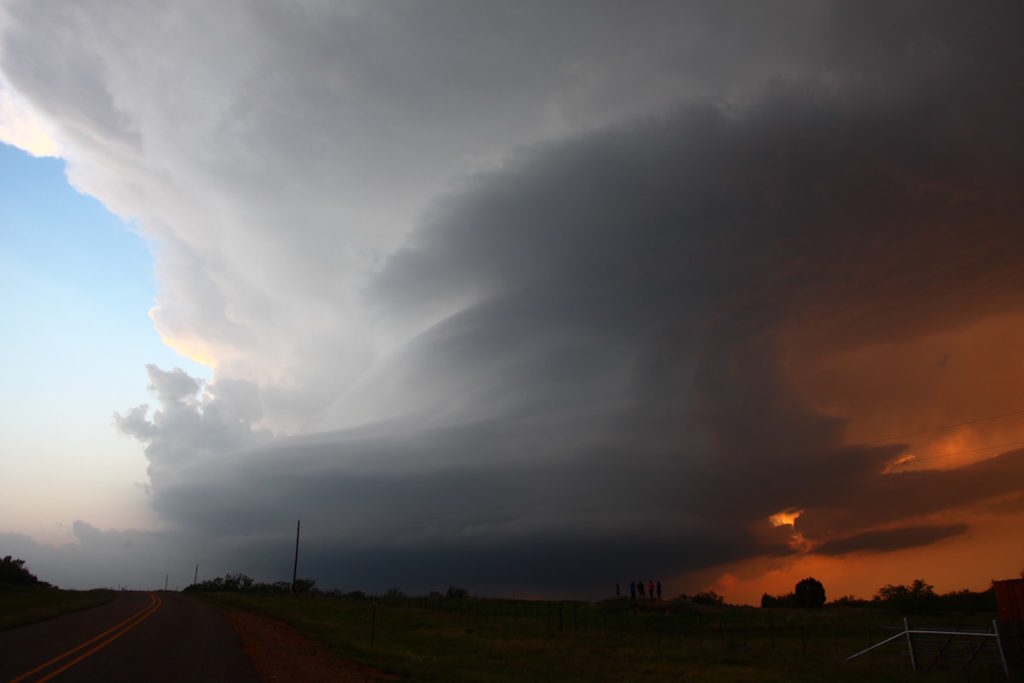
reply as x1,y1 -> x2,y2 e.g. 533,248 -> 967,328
0,591 -> 259,682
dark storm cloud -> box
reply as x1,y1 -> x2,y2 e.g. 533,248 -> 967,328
813,523 -> 969,558
795,450 -> 1024,541
140,26 -> 1024,591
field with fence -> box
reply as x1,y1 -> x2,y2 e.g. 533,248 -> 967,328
204,592 -> 1010,681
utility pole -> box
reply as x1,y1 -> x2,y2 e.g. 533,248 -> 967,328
164,574 -> 168,591
193,564 -> 199,586
291,519 -> 301,592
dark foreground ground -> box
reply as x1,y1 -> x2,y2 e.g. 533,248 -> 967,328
204,593 -> 1018,682
2,589 -> 1017,681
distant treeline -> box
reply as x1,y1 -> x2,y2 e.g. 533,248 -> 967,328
184,572 -> 316,594
762,577 -> 996,614
182,570 -> 996,615
183,573 -> 474,601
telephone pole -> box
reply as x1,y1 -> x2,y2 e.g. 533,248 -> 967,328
193,563 -> 199,586
291,519 -> 301,592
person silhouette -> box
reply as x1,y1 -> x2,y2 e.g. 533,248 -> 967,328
638,580 -> 645,599
648,580 -> 654,600
630,580 -> 636,599
656,580 -> 662,600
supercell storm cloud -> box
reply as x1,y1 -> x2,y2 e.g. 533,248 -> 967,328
1,1 -> 1022,596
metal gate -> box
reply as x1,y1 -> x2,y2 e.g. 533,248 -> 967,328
847,617 -> 1010,678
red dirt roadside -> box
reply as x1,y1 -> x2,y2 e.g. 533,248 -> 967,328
225,608 -> 396,683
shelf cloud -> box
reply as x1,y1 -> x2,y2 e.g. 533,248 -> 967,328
2,1 -> 1022,594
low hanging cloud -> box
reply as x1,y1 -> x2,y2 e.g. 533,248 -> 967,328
3,2 -> 1024,593
813,524 -> 970,558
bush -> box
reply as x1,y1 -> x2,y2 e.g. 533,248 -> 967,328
761,592 -> 795,608
828,594 -> 869,608
692,590 -> 724,606
934,587 -> 995,613
446,586 -> 469,599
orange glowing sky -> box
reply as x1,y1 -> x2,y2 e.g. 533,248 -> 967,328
680,312 -> 1024,604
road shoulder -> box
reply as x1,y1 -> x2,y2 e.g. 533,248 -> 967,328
224,607 -> 395,683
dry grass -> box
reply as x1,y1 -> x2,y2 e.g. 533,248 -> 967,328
0,585 -> 115,630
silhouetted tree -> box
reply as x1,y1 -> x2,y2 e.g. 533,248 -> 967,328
0,556 -> 39,585
794,577 -> 826,608
446,586 -> 469,599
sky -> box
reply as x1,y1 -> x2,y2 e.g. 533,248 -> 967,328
1,1 -> 1022,602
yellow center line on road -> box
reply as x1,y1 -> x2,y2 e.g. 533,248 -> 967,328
7,593 -> 157,683
33,595 -> 162,683
7,593 -> 163,683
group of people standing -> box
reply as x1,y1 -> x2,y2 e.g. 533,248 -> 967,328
615,579 -> 661,600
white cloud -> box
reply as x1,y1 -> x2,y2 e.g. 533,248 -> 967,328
0,0 -> 856,432
114,365 -> 270,485
0,77 -> 59,156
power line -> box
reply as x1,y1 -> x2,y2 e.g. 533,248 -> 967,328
860,407 -> 1024,445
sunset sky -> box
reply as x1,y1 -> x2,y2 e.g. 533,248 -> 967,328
1,2 -> 1022,602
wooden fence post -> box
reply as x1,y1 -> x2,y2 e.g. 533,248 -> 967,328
370,601 -> 377,647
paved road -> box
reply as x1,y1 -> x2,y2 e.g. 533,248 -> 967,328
0,591 -> 259,682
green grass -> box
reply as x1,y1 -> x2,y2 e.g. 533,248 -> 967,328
204,593 -> 1011,681
0,585 -> 115,630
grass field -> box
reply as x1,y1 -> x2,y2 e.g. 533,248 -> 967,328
0,585 -> 115,631
205,593 -> 1013,681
